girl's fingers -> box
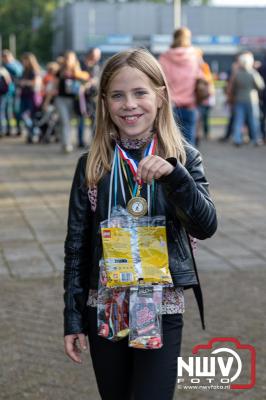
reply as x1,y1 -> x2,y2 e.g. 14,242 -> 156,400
138,156 -> 159,184
145,159 -> 166,184
78,333 -> 88,351
64,334 -> 86,364
137,156 -> 174,184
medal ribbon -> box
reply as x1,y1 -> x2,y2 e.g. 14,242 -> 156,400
108,136 -> 157,220
116,135 -> 157,185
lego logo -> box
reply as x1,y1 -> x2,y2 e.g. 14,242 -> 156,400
103,230 -> 111,238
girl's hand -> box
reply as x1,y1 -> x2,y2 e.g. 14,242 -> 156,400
136,155 -> 174,185
64,333 -> 88,364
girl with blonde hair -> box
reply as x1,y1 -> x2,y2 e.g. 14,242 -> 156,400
19,52 -> 42,143
64,48 -> 217,400
55,50 -> 89,152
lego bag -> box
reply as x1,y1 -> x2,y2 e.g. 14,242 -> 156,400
100,207 -> 172,288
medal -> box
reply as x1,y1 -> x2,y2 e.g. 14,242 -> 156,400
127,197 -> 148,217
116,136 -> 157,217
126,184 -> 147,217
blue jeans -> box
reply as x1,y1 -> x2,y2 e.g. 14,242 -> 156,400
198,105 -> 211,138
173,106 -> 197,145
0,92 -> 22,135
232,101 -> 261,144
77,115 -> 85,147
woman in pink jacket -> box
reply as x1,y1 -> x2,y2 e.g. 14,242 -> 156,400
159,27 -> 202,145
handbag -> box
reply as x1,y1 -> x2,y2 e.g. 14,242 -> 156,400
195,78 -> 211,105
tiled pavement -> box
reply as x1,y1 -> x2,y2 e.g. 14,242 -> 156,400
0,134 -> 265,399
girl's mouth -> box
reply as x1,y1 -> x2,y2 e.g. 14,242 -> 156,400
120,114 -> 143,123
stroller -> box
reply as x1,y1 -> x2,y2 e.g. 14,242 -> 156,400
33,104 -> 60,143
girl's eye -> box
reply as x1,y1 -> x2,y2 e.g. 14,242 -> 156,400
110,93 -> 122,99
135,90 -> 147,97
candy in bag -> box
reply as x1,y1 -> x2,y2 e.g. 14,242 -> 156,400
129,285 -> 163,349
97,260 -> 130,341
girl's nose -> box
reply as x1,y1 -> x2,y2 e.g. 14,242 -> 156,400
123,95 -> 137,110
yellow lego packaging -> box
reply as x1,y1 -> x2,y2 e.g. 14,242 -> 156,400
101,213 -> 172,287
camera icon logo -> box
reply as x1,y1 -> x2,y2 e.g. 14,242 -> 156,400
177,337 -> 256,390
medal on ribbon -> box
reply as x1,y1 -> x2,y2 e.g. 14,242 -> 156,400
116,136 -> 157,217
127,185 -> 148,217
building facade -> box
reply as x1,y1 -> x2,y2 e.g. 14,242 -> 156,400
53,2 -> 266,72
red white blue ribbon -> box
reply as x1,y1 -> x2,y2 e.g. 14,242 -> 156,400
116,136 -> 157,179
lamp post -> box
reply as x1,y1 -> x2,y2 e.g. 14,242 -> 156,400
0,35 -> 2,65
173,0 -> 181,29
9,34 -> 16,58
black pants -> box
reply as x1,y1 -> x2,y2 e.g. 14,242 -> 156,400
87,307 -> 183,400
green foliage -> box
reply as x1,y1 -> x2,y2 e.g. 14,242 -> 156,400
0,0 -> 211,62
0,0 -> 60,62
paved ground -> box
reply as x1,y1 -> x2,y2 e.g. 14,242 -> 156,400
0,130 -> 265,399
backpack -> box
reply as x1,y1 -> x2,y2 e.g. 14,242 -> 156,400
0,68 -> 10,95
195,78 -> 211,105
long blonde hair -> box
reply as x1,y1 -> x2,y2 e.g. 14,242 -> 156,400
86,48 -> 186,187
21,52 -> 41,74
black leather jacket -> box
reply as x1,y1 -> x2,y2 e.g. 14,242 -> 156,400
64,144 -> 217,335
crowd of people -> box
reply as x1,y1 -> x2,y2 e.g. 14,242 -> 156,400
1,27 -> 266,151
0,47 -> 101,152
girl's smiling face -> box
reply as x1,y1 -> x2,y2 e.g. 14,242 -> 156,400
106,66 -> 162,140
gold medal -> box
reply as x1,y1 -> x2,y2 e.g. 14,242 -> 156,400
127,184 -> 147,217
127,196 -> 148,217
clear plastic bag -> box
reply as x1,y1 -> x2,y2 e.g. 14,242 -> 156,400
97,259 -> 130,341
128,285 -> 163,349
100,206 -> 172,287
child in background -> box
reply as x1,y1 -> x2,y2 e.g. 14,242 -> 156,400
196,58 -> 215,146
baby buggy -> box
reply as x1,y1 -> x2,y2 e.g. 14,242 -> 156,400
33,104 -> 59,143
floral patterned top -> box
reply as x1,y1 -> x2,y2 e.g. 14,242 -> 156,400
87,287 -> 185,314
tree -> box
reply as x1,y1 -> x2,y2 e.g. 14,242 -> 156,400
0,0 -> 60,62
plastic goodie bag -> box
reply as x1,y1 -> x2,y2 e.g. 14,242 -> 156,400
97,259 -> 130,341
100,207 -> 172,288
129,285 -> 163,349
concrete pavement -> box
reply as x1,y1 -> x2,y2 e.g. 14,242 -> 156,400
0,133 -> 265,399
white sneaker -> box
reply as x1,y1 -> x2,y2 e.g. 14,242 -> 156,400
63,144 -> 73,153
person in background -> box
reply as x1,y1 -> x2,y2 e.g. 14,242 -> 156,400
159,27 -> 203,145
19,52 -> 42,143
196,57 -> 215,146
0,66 -> 12,137
55,50 -> 89,153
76,47 -> 102,148
1,49 -> 23,136
42,62 -> 60,110
219,56 -> 242,143
257,54 -> 266,143
230,52 -> 264,146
